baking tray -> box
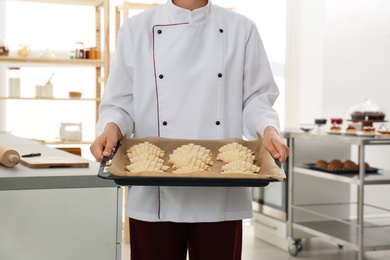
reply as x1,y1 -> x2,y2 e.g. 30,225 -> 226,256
97,136 -> 285,187
304,163 -> 379,174
98,164 -> 275,187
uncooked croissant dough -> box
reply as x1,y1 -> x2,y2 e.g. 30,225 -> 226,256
217,142 -> 259,174
124,141 -> 259,175
126,160 -> 169,173
127,141 -> 165,158
221,160 -> 260,174
168,143 -> 213,173
216,150 -> 255,163
126,142 -> 168,173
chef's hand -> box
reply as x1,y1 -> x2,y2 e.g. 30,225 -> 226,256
262,126 -> 289,163
90,123 -> 123,162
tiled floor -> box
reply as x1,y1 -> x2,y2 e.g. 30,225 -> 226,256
121,222 -> 390,260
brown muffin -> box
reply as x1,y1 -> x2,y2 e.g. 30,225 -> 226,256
343,160 -> 358,170
315,160 -> 328,168
327,159 -> 343,171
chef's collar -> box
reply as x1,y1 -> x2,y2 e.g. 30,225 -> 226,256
168,0 -> 211,23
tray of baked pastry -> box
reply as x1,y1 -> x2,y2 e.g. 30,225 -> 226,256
97,135 -> 285,187
305,159 -> 379,174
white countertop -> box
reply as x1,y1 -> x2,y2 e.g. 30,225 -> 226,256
0,133 -> 118,190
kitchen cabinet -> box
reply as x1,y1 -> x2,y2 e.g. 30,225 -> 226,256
0,0 -> 110,144
0,133 -> 122,260
287,132 -> 390,260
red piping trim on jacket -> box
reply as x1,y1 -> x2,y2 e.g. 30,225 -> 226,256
152,23 -> 188,220
152,23 -> 189,138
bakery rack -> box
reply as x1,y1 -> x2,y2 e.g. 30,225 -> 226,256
286,132 -> 390,260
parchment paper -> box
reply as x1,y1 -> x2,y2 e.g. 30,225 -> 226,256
107,134 -> 286,182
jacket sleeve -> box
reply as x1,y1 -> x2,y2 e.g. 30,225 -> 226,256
96,21 -> 135,137
242,22 -> 281,140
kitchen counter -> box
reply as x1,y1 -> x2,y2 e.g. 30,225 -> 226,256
0,133 -> 117,190
0,133 -> 122,260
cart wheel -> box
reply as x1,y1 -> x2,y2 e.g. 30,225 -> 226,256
288,238 -> 303,257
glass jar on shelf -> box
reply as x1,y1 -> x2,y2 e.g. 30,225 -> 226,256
8,67 -> 21,98
90,47 -> 100,59
75,41 -> 85,59
17,39 -> 31,58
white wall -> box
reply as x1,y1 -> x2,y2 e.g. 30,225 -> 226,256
286,0 -> 390,127
285,0 -> 325,126
323,0 -> 390,120
234,0 -> 287,128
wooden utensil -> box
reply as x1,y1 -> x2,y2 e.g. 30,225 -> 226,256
0,145 -> 20,168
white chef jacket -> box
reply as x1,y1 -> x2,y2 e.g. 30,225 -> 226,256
97,0 -> 281,222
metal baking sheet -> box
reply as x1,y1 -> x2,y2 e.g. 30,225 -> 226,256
305,163 -> 379,174
97,165 -> 274,187
96,136 -> 285,187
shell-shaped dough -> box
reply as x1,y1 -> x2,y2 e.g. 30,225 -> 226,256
217,142 -> 258,173
221,160 -> 260,174
126,160 -> 169,173
168,143 -> 213,171
126,142 -> 168,173
218,142 -> 250,153
216,150 -> 255,163
169,153 -> 213,167
127,142 -> 165,158
172,165 -> 208,174
128,153 -> 163,164
172,143 -> 212,156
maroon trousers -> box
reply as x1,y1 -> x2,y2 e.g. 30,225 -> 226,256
129,218 -> 242,260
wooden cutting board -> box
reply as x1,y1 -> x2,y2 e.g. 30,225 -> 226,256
21,156 -> 89,168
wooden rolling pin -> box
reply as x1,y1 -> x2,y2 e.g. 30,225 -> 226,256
0,145 -> 20,168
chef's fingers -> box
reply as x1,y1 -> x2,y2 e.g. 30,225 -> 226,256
98,132 -> 118,158
90,133 -> 115,162
263,136 -> 289,163
274,141 -> 289,163
90,123 -> 123,162
102,141 -> 116,157
266,144 -> 281,160
90,139 -> 105,162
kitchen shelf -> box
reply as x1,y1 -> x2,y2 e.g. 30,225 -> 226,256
8,0 -> 105,7
292,202 -> 390,227
0,56 -> 104,66
287,131 -> 390,259
0,0 -> 110,146
287,131 -> 390,145
43,140 -> 94,145
0,97 -> 101,101
293,221 -> 390,251
294,166 -> 390,185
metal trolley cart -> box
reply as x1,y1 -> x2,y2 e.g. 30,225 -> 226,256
287,132 -> 390,260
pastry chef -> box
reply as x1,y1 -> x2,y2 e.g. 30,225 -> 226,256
90,0 -> 289,259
